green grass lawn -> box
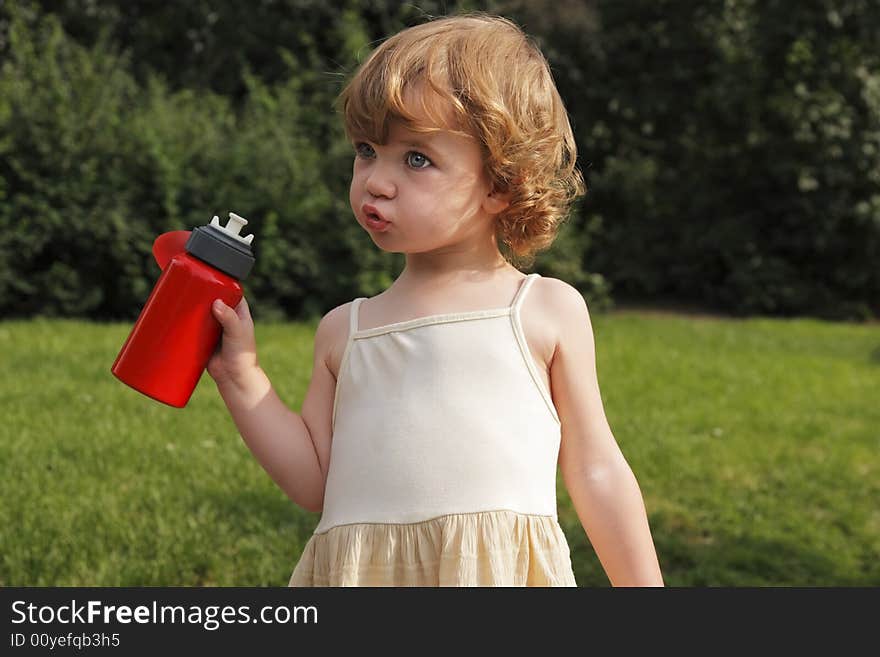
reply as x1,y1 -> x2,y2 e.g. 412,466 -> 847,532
1,312 -> 877,586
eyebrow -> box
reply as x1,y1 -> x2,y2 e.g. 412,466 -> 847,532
402,139 -> 435,150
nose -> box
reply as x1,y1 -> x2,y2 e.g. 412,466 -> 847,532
364,160 -> 397,199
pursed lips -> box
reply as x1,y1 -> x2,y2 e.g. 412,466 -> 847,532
362,203 -> 390,223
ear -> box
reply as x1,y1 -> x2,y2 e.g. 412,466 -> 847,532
483,187 -> 511,215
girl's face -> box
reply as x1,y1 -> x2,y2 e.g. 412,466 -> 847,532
349,110 -> 506,254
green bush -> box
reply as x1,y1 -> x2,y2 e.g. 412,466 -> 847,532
4,1 -> 878,320
0,6 -> 608,321
0,10 -> 377,320
535,0 -> 880,319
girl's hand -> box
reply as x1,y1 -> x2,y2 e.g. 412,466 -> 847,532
207,297 -> 259,386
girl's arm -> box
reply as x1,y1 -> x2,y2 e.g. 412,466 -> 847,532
543,279 -> 664,587
210,298 -> 343,513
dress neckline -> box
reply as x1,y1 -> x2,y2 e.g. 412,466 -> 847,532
351,273 -> 539,339
352,307 -> 512,339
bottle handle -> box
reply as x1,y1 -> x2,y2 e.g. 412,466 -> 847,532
152,230 -> 192,269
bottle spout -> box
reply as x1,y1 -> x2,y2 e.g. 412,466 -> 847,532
210,212 -> 254,245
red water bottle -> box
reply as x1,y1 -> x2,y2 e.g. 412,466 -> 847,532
111,212 -> 256,407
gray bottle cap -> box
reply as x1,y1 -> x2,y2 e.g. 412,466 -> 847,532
185,213 -> 255,280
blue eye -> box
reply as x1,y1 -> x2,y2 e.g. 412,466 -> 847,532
355,142 -> 376,159
406,151 -> 431,169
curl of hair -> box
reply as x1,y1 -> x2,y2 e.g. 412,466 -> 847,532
339,13 -> 586,268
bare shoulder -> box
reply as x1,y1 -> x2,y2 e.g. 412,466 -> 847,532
528,276 -> 593,355
534,275 -> 589,308
314,300 -> 357,378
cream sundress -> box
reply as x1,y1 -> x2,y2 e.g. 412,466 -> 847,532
289,273 -> 577,587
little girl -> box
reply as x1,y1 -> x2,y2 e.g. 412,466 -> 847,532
209,13 -> 664,587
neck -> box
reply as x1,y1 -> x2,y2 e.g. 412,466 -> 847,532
397,235 -> 512,289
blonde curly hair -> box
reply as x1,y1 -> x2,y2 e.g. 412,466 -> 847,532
338,13 -> 586,268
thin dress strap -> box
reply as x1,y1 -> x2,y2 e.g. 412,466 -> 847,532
510,273 -> 541,311
508,273 -> 560,424
349,297 -> 366,336
333,297 -> 367,434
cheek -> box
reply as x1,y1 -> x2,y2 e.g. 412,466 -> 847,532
434,173 -> 485,211
349,167 -> 363,202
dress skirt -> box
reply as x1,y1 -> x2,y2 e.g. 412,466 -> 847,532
289,509 -> 577,587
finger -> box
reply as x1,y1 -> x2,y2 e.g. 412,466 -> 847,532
212,299 -> 239,333
235,296 -> 252,322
